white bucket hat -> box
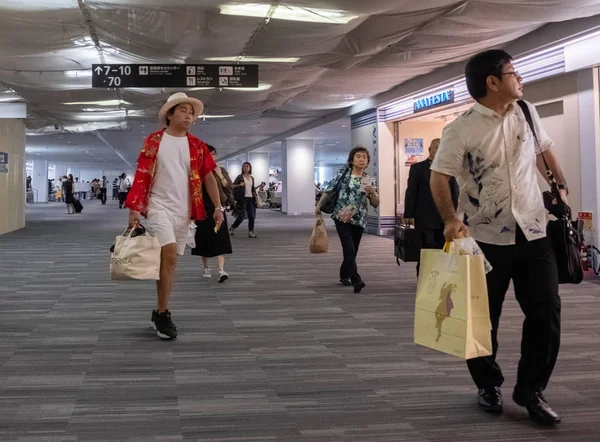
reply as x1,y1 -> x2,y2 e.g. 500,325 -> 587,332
158,92 -> 204,126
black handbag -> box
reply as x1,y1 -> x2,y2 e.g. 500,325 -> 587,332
233,175 -> 246,203
320,167 -> 349,214
394,223 -> 422,264
518,100 -> 583,284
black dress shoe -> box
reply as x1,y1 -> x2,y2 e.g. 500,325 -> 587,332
353,280 -> 366,293
339,278 -> 352,286
513,390 -> 560,424
478,387 -> 503,413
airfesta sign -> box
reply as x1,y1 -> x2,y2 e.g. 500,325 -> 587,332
404,138 -> 424,166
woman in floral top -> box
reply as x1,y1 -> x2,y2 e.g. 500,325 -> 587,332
316,147 -> 380,293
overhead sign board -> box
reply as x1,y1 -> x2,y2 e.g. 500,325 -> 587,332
413,89 -> 454,113
92,64 -> 259,88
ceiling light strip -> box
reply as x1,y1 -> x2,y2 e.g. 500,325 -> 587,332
378,46 -> 566,122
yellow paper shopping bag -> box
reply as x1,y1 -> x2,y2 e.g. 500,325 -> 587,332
414,245 -> 492,360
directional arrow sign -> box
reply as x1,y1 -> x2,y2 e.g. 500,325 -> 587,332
92,64 -> 259,88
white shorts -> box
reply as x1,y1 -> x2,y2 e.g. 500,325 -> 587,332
145,209 -> 189,256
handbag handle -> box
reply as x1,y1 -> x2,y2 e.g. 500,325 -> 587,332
517,100 -> 570,219
516,100 -> 555,186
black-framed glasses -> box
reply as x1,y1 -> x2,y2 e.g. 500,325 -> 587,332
502,71 -> 521,78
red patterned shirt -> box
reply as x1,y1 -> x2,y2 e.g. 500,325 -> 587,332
125,129 -> 216,220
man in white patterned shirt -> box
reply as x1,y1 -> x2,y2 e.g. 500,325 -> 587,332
431,50 -> 568,424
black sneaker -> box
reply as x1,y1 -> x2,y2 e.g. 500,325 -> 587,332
151,309 -> 158,330
340,278 -> 352,286
154,311 -> 177,340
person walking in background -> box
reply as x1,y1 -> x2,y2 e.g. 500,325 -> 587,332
230,161 -> 258,238
118,173 -> 130,209
315,146 -> 379,293
430,49 -> 567,423
112,178 -> 119,200
126,92 -> 223,340
404,138 -> 459,275
99,176 -> 108,205
192,145 -> 233,283
63,174 -> 75,214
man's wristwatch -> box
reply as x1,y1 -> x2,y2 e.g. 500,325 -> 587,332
557,184 -> 569,195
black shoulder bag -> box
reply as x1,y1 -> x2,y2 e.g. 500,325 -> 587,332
320,167 -> 349,214
517,100 -> 583,284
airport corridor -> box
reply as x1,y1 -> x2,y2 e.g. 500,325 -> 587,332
1,202 -> 600,441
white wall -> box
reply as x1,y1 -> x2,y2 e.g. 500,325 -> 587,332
0,119 -> 26,235
79,168 -> 103,183
395,120 -> 446,215
315,165 -> 345,185
31,160 -> 48,203
523,71 -> 582,215
226,161 -> 242,181
281,139 -> 315,215
248,152 -> 269,187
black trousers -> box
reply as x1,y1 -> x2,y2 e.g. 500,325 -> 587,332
232,197 -> 256,231
467,227 -> 561,393
416,228 -> 445,276
334,220 -> 364,283
99,187 -> 107,204
118,192 -> 128,208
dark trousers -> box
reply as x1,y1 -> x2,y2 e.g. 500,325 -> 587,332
334,219 -> 364,283
99,187 -> 107,204
232,197 -> 256,231
467,227 -> 561,393
118,192 -> 128,208
416,228 -> 445,276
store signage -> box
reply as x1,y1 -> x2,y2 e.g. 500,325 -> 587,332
92,64 -> 259,88
413,89 -> 454,113
404,138 -> 424,166
0,151 -> 7,173
578,211 -> 593,231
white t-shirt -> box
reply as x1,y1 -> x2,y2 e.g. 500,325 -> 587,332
148,132 -> 191,216
244,176 -> 253,197
118,179 -> 129,192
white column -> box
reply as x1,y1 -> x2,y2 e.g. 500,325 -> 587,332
578,68 -> 600,246
226,160 -> 242,180
31,159 -> 48,203
281,139 -> 315,215
248,152 -> 269,187
0,119 -> 26,235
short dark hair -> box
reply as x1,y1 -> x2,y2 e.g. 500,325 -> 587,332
242,161 -> 252,174
166,103 -> 194,126
465,49 -> 513,100
206,144 -> 216,154
347,146 -> 370,167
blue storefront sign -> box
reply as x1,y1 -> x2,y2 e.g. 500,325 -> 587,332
413,89 -> 455,113
0,151 -> 7,173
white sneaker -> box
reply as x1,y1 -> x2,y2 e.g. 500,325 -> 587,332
218,270 -> 229,283
203,268 -> 211,279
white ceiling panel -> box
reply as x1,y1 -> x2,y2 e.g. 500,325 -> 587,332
0,1 -> 599,165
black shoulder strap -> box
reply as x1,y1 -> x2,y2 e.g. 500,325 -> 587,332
516,100 -> 554,186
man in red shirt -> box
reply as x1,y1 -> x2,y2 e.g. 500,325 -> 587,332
125,92 -> 224,340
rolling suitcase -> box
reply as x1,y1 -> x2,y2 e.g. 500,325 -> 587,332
73,198 -> 83,213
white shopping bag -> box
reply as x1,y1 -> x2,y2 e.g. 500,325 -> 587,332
110,228 -> 161,281
187,222 -> 197,248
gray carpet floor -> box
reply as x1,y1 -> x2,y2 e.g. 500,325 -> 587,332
1,200 -> 600,441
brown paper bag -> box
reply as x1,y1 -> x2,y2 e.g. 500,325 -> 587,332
309,217 -> 329,253
414,247 -> 492,360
